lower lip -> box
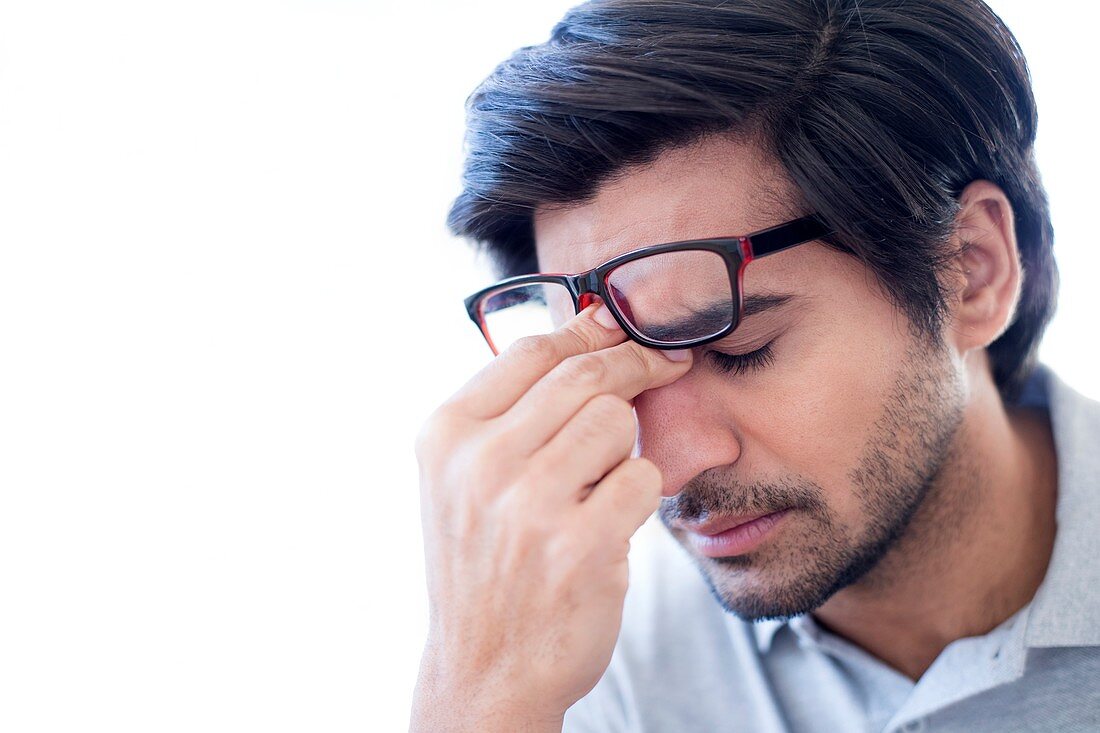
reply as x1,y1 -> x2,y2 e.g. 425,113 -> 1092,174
687,510 -> 791,558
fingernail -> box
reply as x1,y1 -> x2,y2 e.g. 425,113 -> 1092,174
592,304 -> 619,330
664,348 -> 691,362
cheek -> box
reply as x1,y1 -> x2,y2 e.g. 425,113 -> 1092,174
732,319 -> 906,517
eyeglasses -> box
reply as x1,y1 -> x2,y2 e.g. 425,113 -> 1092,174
463,214 -> 830,355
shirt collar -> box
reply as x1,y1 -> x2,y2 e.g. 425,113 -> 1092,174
1020,364 -> 1100,647
749,613 -> 827,654
749,363 -> 1100,654
751,616 -> 788,653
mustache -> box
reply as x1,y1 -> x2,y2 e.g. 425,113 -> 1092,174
658,470 -> 827,526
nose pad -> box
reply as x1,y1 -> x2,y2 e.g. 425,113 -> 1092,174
578,292 -> 601,311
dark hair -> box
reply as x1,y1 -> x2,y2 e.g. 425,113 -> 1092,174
447,0 -> 1057,403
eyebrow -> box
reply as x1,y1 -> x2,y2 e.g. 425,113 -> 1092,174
743,292 -> 795,318
641,293 -> 796,342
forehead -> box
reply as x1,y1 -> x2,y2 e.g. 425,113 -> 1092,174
533,133 -> 801,276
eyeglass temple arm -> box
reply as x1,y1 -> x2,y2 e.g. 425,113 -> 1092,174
747,215 -> 830,258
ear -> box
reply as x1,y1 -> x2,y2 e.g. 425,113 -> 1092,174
943,180 -> 1023,356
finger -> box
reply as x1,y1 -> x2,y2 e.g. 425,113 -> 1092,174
445,302 -> 629,421
497,337 -> 692,455
526,393 -> 637,501
580,457 -> 663,542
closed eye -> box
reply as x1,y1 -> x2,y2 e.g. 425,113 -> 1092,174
706,339 -> 776,376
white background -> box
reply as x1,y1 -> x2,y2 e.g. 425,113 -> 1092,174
0,1 -> 1095,731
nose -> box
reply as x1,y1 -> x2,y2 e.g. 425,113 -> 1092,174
632,370 -> 743,497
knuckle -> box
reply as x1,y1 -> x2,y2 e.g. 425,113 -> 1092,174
475,429 -> 513,470
421,424 -> 514,507
585,392 -> 630,420
606,458 -> 662,501
545,531 -> 592,570
495,486 -> 533,526
623,342 -> 657,379
563,315 -> 607,352
600,480 -> 640,520
507,334 -> 558,364
518,452 -> 559,492
584,393 -> 636,447
629,457 -> 663,488
631,456 -> 662,481
413,409 -> 454,463
555,353 -> 608,388
460,437 -> 511,499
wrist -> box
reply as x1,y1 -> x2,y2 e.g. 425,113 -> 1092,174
410,706 -> 563,733
411,659 -> 564,733
411,693 -> 563,733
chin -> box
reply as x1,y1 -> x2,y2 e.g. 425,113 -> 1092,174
695,550 -> 839,621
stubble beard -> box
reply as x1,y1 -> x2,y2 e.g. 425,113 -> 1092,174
658,342 -> 967,621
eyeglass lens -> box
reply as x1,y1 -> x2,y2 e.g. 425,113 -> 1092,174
480,282 -> 575,353
479,248 -> 735,353
604,249 -> 734,344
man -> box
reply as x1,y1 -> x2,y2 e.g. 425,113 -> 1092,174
412,1 -> 1099,731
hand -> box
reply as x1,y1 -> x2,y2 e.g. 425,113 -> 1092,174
410,303 -> 693,733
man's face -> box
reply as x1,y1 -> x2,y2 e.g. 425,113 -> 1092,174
534,134 -> 968,621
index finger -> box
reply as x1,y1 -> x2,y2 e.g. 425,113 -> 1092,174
446,303 -> 628,420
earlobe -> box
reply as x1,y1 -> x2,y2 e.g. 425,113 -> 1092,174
946,181 -> 1022,354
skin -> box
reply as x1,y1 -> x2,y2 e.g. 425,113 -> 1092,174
412,304 -> 693,733
412,133 -> 1057,731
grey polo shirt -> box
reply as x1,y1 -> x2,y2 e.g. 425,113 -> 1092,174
563,364 -> 1100,732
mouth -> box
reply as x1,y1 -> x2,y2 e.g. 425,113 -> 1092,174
679,509 -> 792,558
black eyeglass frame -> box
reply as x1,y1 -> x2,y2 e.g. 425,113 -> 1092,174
464,215 -> 830,355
